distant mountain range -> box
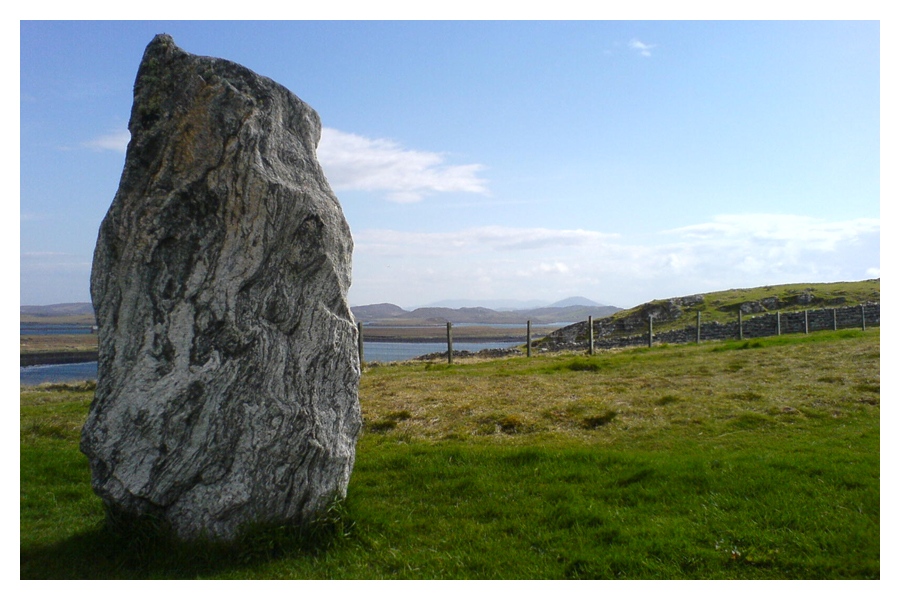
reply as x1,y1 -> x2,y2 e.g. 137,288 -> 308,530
415,296 -> 608,311
20,299 -> 624,327
20,302 -> 96,325
351,300 -> 622,325
21,302 -> 94,318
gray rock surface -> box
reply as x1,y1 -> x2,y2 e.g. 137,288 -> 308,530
672,294 -> 704,307
81,34 -> 361,540
739,301 -> 765,314
760,296 -> 780,310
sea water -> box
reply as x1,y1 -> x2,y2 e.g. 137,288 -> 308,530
20,341 -> 523,386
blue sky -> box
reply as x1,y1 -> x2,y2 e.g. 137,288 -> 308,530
19,19 -> 881,309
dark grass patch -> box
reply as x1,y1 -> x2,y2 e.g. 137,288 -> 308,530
656,394 -> 684,406
854,383 -> 880,394
546,357 -> 603,373
498,415 -> 524,433
728,390 -> 764,402
581,410 -> 617,429
474,413 -> 535,435
365,418 -> 398,433
423,362 -> 451,371
727,412 -> 775,429
385,410 -> 413,421
614,466 -> 655,487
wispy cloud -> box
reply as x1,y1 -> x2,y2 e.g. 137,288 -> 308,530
21,251 -> 69,259
317,127 -> 487,203
628,39 -> 656,58
666,214 -> 880,251
20,213 -> 53,221
355,226 -> 617,257
79,125 -> 488,204
84,128 -> 130,153
349,215 -> 880,308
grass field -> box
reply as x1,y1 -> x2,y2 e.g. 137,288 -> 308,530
20,333 -> 98,354
20,329 -> 879,579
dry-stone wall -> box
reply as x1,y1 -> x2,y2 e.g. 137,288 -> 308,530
539,303 -> 879,352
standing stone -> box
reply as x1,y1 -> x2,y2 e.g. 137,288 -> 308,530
80,34 -> 361,541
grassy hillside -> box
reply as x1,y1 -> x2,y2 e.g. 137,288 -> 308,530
599,279 -> 879,334
21,329 -> 879,578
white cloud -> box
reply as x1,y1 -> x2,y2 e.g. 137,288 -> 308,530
20,250 -> 90,270
517,262 -> 570,277
348,215 -> 880,308
317,127 -> 487,203
355,226 -> 616,257
84,128 -> 130,153
666,214 -> 880,252
78,125 -> 488,204
628,39 -> 656,57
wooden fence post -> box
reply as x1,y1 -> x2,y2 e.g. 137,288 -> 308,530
526,320 -> 532,358
357,322 -> 364,365
587,316 -> 594,355
648,315 -> 653,348
738,310 -> 743,340
696,311 -> 701,344
833,308 -> 838,331
447,322 -> 453,365
776,311 -> 781,336
804,310 -> 809,334
861,305 -> 866,331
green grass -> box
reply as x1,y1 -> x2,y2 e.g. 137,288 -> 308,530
21,329 -> 879,578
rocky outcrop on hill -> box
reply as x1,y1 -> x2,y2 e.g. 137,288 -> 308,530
81,35 -> 360,541
543,295 -> 703,346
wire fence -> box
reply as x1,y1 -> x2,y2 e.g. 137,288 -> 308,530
357,321 -> 530,364
358,302 -> 880,364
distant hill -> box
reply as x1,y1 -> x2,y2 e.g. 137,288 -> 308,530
20,303 -> 96,325
418,299 -> 551,311
21,302 -> 94,317
548,296 -> 604,308
351,301 -> 622,325
350,303 -> 408,320
413,296 -> 608,311
21,299 -> 621,328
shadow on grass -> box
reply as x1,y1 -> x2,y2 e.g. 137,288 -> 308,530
21,505 -> 353,579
